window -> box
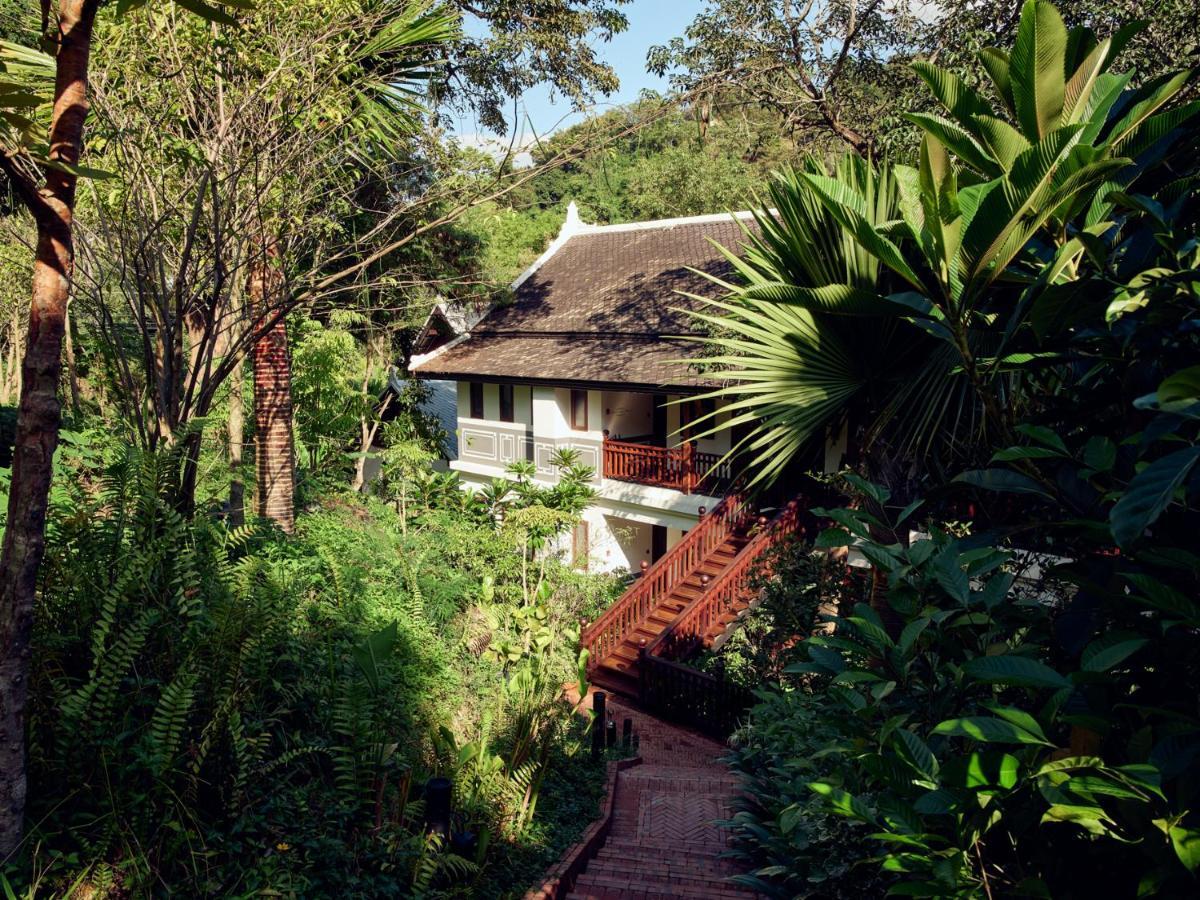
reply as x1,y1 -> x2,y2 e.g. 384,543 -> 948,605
499,384 -> 514,422
570,390 -> 589,431
469,382 -> 484,419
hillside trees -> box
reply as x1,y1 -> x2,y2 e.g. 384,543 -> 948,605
0,0 -> 264,860
652,0 -> 1200,158
648,0 -> 929,156
436,0 -> 631,133
72,1 -> 657,534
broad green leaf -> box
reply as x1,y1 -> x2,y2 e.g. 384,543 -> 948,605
1015,423 -> 1068,454
894,729 -> 938,779
933,716 -> 1052,745
1156,366 -> 1200,413
913,788 -> 962,814
842,472 -> 890,504
964,655 -> 1070,689
1123,574 -> 1200,623
991,446 -> 1065,461
814,527 -> 855,549
983,703 -> 1049,743
972,114 -> 1032,170
1042,803 -> 1113,835
1110,447 -> 1200,547
1081,633 -> 1148,671
1170,826 -> 1200,872
954,468 -> 1054,500
911,60 -> 990,124
958,751 -> 1021,789
1010,0 -> 1069,138
809,782 -> 876,823
979,48 -> 1015,116
1083,436 -> 1117,472
1066,774 -> 1147,800
905,112 -> 996,173
898,617 -> 930,654
1035,756 -> 1104,776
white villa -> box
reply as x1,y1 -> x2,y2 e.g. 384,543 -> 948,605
408,205 -> 758,574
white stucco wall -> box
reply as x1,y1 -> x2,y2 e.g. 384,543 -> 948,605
580,510 -> 652,573
602,391 -> 655,440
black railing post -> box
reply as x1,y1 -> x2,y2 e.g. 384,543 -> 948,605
591,691 -> 606,760
424,777 -> 451,837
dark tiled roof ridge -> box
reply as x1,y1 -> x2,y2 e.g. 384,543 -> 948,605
410,213 -> 756,389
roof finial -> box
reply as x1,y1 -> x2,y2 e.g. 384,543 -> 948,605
563,200 -> 583,235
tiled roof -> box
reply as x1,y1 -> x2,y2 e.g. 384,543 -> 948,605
411,214 -> 754,390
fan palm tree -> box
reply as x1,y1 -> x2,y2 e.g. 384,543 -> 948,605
683,155 -> 980,492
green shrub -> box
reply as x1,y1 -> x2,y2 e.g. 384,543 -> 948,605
7,443 -> 615,896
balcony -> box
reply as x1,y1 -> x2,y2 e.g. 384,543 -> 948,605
602,435 -> 732,495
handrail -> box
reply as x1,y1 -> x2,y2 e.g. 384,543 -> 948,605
602,438 -> 732,494
581,492 -> 751,667
646,499 -> 808,660
637,654 -> 755,737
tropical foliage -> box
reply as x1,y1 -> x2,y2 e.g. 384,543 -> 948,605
706,2 -> 1200,896
691,0 -> 1199,493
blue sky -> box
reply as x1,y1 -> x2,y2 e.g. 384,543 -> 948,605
453,0 -> 708,145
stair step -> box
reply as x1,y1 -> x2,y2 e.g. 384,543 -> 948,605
600,838 -> 736,859
590,666 -> 639,697
574,873 -> 750,899
587,856 -> 741,880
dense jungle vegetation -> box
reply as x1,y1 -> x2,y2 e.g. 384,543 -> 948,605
0,0 -> 1197,897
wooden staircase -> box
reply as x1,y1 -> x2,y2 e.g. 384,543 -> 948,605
590,528 -> 751,696
581,494 -> 811,721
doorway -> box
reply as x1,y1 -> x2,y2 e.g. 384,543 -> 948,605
652,393 -> 668,446
651,525 -> 668,563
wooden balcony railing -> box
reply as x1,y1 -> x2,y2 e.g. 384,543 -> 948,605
580,493 -> 752,668
601,437 -> 732,494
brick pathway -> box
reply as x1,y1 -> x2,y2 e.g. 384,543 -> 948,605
565,690 -> 760,900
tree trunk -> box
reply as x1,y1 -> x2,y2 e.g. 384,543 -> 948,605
0,0 -> 100,857
228,356 -> 246,527
249,248 -> 295,532
63,299 -> 81,418
253,318 -> 295,530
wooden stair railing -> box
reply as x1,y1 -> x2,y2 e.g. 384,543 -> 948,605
581,493 -> 751,669
650,499 -> 807,659
639,498 -> 810,736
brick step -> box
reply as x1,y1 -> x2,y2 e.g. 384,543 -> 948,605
573,873 -> 752,899
585,856 -> 743,881
599,838 -> 735,861
617,776 -> 741,794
